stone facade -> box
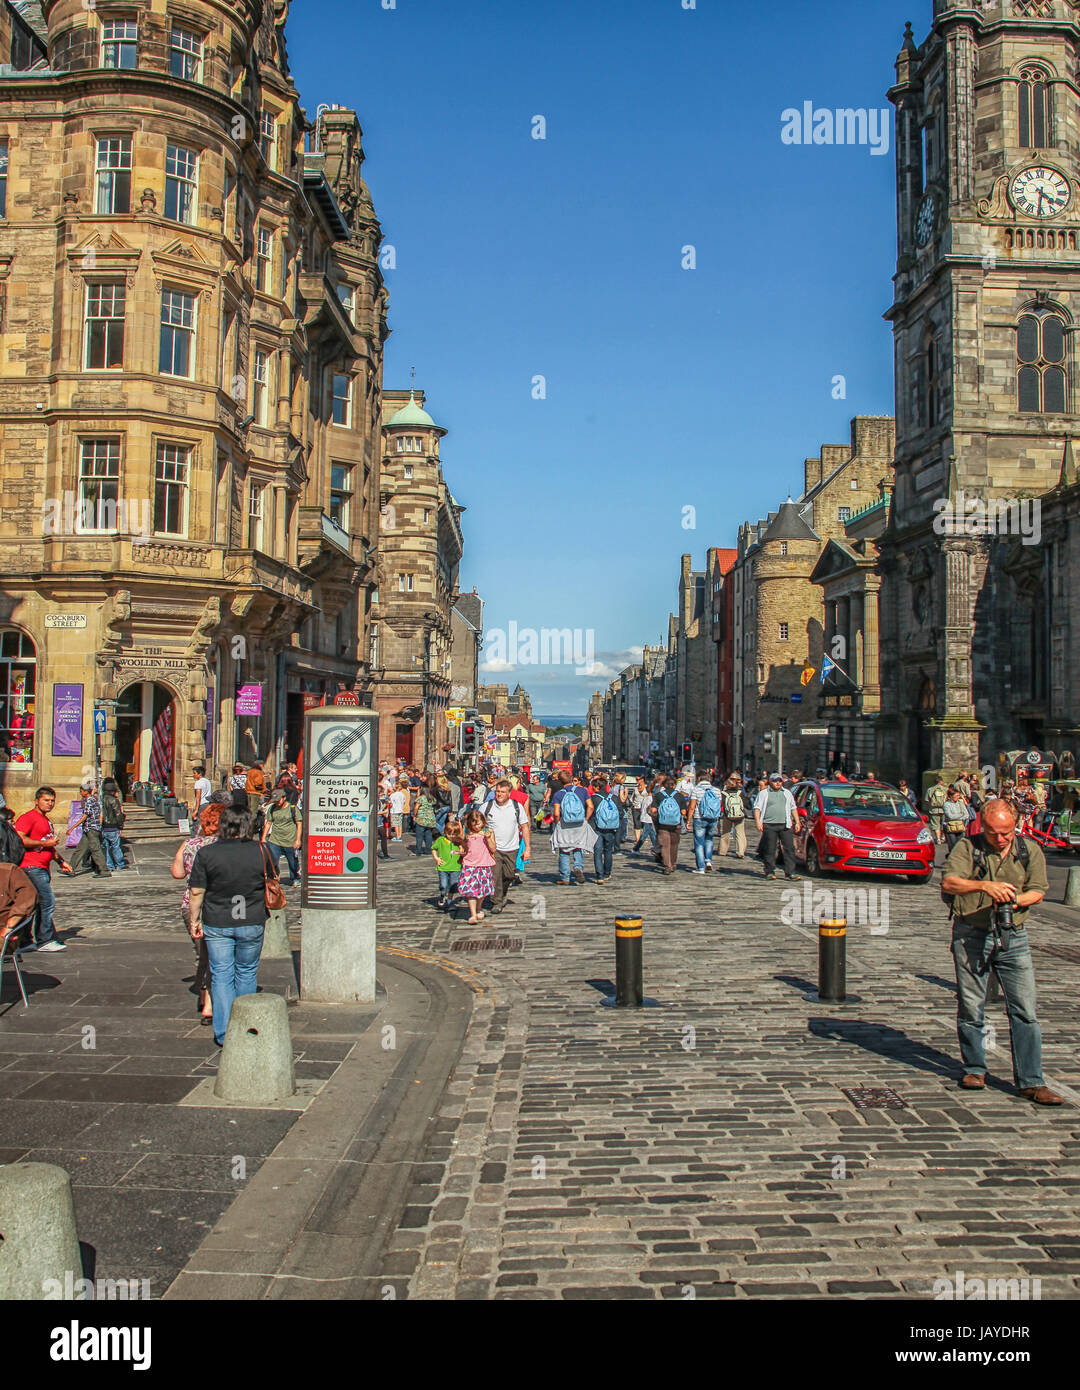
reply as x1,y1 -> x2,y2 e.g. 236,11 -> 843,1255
0,0 -> 386,808
878,1 -> 1080,782
707,546 -> 737,772
371,388 -> 462,767
449,588 -> 482,710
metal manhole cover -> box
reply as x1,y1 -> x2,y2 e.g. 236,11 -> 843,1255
841,1086 -> 907,1110
450,936 -> 523,953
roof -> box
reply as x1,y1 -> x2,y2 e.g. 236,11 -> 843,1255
762,499 -> 819,542
388,391 -> 439,430
11,1 -> 47,45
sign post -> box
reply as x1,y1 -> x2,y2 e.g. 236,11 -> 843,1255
300,706 -> 379,1003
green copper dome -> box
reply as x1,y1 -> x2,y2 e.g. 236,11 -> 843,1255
389,393 -> 438,429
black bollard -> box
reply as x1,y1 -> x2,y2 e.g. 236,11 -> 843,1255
614,917 -> 643,1008
818,917 -> 847,1004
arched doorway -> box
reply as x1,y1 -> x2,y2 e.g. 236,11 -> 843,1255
910,676 -> 935,784
114,681 -> 177,796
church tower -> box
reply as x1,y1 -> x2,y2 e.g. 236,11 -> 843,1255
878,0 -> 1080,780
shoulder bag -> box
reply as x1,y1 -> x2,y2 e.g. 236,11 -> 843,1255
259,843 -> 288,911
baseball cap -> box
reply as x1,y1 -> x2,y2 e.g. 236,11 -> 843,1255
768,772 -> 784,783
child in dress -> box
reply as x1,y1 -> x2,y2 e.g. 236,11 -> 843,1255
458,808 -> 496,925
431,816 -> 464,910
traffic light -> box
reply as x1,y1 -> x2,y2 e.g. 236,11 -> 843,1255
681,742 -> 692,762
762,732 -> 774,754
462,722 -> 476,754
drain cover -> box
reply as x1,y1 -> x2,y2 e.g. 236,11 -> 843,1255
841,1086 -> 907,1110
450,936 -> 523,953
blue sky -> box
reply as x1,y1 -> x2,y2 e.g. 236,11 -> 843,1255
287,0 -> 932,714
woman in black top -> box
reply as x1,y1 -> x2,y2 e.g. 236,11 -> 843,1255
188,807 -> 269,1046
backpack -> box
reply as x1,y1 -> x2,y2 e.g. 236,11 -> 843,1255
101,794 -> 125,829
943,835 -> 1030,918
698,786 -> 723,821
414,794 -> 437,828
657,794 -> 682,827
723,789 -> 745,820
560,789 -> 585,826
595,794 -> 620,831
926,782 -> 948,813
0,819 -> 25,867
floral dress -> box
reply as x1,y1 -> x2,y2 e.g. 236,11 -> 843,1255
458,831 -> 495,900
180,831 -> 217,991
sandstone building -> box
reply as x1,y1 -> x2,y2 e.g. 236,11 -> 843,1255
0,0 -> 387,806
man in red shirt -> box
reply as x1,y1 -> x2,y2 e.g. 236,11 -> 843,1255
15,786 -> 73,952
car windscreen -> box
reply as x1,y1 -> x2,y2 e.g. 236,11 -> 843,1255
819,786 -> 920,820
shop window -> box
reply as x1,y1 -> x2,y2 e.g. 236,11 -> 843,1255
0,628 -> 36,765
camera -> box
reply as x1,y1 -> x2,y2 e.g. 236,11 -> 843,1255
994,899 -> 1016,931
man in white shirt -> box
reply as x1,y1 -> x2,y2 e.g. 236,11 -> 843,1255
485,779 -> 530,914
675,766 -> 696,798
192,765 -> 212,818
753,772 -> 803,881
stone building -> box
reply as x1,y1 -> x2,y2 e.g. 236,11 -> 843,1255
707,546 -> 738,773
0,0 -> 387,807
371,388 -> 463,766
878,2 -> 1080,782
450,587 -> 482,709
585,689 -> 603,764
732,417 -> 895,773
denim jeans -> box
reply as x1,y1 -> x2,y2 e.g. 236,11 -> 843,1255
24,865 -> 56,945
636,822 -> 657,851
435,807 -> 450,834
593,828 -> 616,879
101,827 -> 125,871
415,825 -> 434,857
558,848 -> 584,882
437,870 -> 460,896
952,921 -> 1044,1089
266,841 -> 300,883
203,921 -> 265,1045
692,818 -> 719,869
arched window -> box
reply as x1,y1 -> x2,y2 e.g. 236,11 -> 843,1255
926,337 -> 941,426
0,628 -> 37,765
1018,67 -> 1051,149
1017,308 -> 1067,412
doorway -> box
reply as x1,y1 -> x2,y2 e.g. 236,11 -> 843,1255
114,682 -> 176,796
395,723 -> 414,763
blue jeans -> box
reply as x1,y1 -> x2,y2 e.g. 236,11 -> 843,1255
693,818 -> 719,869
636,822 -> 657,851
203,922 -> 266,1045
435,807 -> 450,834
24,865 -> 56,945
593,829 -> 616,879
952,921 -> 1044,1089
267,841 -> 300,884
101,827 -> 125,871
438,870 -> 460,896
558,849 -> 584,882
415,825 -> 434,856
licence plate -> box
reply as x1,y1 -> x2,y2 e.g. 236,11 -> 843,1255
868,850 -> 907,861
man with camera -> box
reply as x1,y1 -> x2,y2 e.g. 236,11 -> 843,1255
941,798 -> 1061,1104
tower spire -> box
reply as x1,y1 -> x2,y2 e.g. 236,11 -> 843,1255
410,365 -> 416,400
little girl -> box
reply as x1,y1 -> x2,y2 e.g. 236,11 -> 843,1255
458,808 -> 495,925
431,816 -> 464,910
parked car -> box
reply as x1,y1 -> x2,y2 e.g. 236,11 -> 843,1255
792,779 -> 936,881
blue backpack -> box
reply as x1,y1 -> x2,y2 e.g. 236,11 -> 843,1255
657,794 -> 682,827
595,793 -> 620,830
560,789 -> 585,826
698,786 -> 723,821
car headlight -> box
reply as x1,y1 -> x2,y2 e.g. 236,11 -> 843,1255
917,827 -> 935,844
824,821 -> 854,841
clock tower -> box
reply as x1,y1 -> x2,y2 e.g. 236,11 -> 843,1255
878,0 -> 1080,781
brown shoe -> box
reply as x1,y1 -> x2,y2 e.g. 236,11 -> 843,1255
960,1073 -> 986,1089
1019,1086 -> 1065,1106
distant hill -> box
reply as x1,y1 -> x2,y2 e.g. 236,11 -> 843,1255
536,715 -> 585,728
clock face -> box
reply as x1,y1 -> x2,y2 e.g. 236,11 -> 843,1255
1009,166 -> 1071,218
915,192 -> 938,248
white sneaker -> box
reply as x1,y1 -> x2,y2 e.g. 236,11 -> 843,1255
36,940 -> 67,953
692,868 -> 706,875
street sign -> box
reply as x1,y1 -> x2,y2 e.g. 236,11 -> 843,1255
302,712 -> 376,911
45,614 -> 87,629
801,726 -> 829,737
790,694 -> 803,703
93,708 -> 107,734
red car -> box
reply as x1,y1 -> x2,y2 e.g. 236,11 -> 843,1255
792,780 -> 936,882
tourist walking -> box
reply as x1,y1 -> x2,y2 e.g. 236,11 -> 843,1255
413,778 -> 438,858
388,780 -> 408,840
943,785 -> 973,852
589,774 -> 621,883
753,771 -> 803,881
687,772 -> 724,873
14,787 -> 73,952
433,773 -> 455,833
260,787 -> 302,886
718,774 -> 748,859
484,779 -> 530,912
611,772 -> 631,850
187,806 -> 269,1046
431,815 -> 464,910
550,773 -> 596,885
459,808 -> 496,924
925,775 -> 948,844
228,763 -> 248,807
99,777 -> 127,871
69,779 -> 111,878
631,775 -> 657,853
170,793 -> 230,1024
651,775 -> 685,874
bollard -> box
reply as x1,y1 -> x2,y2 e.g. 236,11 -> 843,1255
261,907 -> 291,959
818,917 -> 847,1005
0,1163 -> 85,1300
1065,866 -> 1080,907
614,917 -> 643,1008
213,992 -> 295,1104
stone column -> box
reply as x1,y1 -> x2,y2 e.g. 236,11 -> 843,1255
938,539 -> 985,768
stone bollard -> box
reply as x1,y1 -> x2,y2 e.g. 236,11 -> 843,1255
1065,867 -> 1080,908
0,1163 -> 85,1300
261,907 -> 291,960
213,992 -> 295,1104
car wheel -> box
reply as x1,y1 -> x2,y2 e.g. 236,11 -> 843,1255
805,841 -> 822,876
912,870 -> 933,884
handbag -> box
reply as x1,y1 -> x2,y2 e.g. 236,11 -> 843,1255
945,819 -> 966,834
259,844 -> 288,911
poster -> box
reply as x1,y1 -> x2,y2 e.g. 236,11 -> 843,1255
237,684 -> 263,716
52,684 -> 83,758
